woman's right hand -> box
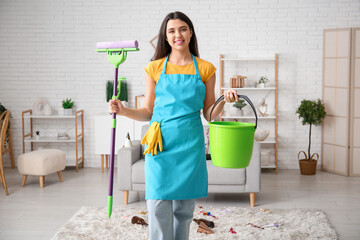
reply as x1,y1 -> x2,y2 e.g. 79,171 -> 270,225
109,99 -> 125,115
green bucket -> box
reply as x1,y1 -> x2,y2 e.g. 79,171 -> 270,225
208,94 -> 257,168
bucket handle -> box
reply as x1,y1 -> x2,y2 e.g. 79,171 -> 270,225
209,94 -> 258,129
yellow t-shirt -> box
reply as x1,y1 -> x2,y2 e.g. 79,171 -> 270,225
145,56 -> 216,83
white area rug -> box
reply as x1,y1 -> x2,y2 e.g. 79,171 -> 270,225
52,205 -> 337,240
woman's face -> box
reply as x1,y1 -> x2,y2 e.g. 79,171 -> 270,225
166,19 -> 193,52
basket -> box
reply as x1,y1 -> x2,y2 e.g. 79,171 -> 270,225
255,129 -> 270,141
298,151 -> 319,175
230,75 -> 246,88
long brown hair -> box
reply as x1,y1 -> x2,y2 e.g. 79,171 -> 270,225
151,11 -> 199,61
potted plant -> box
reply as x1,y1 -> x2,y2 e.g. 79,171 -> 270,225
296,99 -> 326,175
106,81 -> 113,102
258,76 -> 270,88
232,99 -> 247,116
0,103 -> 10,146
62,98 -> 75,116
106,77 -> 128,107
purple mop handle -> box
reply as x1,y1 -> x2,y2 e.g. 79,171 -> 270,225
108,68 -> 118,197
96,40 -> 138,49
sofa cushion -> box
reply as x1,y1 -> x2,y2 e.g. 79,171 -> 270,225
206,161 -> 246,185
131,158 -> 246,186
132,159 -> 145,183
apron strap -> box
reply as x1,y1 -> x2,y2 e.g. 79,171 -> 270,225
161,54 -> 200,76
192,54 -> 200,76
161,55 -> 170,75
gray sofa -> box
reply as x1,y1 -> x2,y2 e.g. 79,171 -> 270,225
117,125 -> 261,207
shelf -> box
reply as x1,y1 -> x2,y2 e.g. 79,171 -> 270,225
222,87 -> 275,90
261,165 -> 276,169
219,53 -> 278,174
221,57 -> 275,61
23,115 -> 76,119
24,136 -> 81,143
22,109 -> 84,172
257,140 -> 276,144
222,116 -> 276,119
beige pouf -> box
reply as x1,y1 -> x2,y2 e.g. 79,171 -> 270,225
17,149 -> 66,188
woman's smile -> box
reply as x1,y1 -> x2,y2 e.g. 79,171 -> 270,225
175,39 -> 185,45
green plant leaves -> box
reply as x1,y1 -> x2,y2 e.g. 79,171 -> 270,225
296,99 -> 326,126
258,76 -> 270,84
233,99 -> 247,109
106,79 -> 128,102
62,98 -> 75,109
0,102 -> 10,144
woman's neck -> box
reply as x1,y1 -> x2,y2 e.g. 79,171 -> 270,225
168,49 -> 193,66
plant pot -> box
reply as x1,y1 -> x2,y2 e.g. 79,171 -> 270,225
63,108 -> 72,116
298,151 -> 319,175
35,135 -> 40,140
258,83 -> 265,88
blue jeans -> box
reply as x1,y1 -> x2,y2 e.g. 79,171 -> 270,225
146,199 -> 196,240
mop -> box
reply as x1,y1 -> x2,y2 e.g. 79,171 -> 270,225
95,40 -> 139,218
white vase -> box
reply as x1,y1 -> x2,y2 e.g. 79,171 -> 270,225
258,83 -> 265,88
124,138 -> 132,148
63,108 -> 72,116
35,135 -> 40,140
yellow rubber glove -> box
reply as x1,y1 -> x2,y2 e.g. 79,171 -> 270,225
141,121 -> 163,156
156,127 -> 163,153
153,124 -> 163,156
142,123 -> 157,156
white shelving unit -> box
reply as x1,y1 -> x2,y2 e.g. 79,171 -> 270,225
219,54 -> 278,173
22,109 -> 84,172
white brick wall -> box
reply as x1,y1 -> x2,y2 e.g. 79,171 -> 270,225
1,0 -> 359,169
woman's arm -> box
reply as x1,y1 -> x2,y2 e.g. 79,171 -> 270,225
203,74 -> 216,121
109,72 -> 156,121
203,74 -> 239,122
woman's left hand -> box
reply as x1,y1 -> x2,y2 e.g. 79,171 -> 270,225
224,89 -> 239,103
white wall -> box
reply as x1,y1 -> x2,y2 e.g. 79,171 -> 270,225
1,0 -> 359,168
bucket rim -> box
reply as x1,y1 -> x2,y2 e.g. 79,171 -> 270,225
208,121 -> 256,128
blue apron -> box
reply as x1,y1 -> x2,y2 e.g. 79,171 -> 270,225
144,54 -> 208,200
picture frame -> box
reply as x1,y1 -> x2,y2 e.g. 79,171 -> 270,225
135,95 -> 145,109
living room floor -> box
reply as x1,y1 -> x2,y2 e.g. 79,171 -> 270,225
0,168 -> 359,240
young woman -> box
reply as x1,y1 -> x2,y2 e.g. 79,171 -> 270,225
109,11 -> 238,240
